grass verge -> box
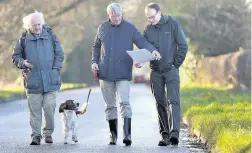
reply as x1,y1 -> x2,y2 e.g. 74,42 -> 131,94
181,84 -> 251,153
0,83 -> 87,100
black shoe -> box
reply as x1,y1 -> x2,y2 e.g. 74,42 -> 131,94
158,139 -> 170,146
72,135 -> 78,143
30,136 -> 41,145
123,139 -> 132,146
45,136 -> 53,143
109,134 -> 116,145
108,119 -> 118,145
170,136 -> 179,145
123,118 -> 132,146
158,133 -> 170,146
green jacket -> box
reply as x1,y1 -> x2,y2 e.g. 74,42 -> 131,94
12,28 -> 64,94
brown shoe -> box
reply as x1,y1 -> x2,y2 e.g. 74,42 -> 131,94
30,136 -> 41,145
45,136 -> 53,143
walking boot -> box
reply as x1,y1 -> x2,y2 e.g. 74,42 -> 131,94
123,118 -> 131,146
170,132 -> 179,145
158,133 -> 170,146
30,136 -> 41,145
108,119 -> 117,145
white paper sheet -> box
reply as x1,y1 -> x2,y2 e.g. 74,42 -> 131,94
127,49 -> 155,63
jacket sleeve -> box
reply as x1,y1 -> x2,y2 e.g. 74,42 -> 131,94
173,20 -> 188,68
12,37 -> 26,69
92,25 -> 101,64
133,26 -> 156,52
52,32 -> 64,69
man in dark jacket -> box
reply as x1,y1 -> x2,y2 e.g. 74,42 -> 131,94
91,2 -> 161,146
12,11 -> 64,145
143,3 -> 188,146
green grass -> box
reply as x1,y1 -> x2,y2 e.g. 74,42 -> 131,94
181,84 -> 250,114
181,84 -> 251,153
60,83 -> 87,91
0,83 -> 87,100
216,129 -> 251,153
0,89 -> 25,99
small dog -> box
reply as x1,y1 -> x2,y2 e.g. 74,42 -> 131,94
59,89 -> 91,144
59,100 -> 81,144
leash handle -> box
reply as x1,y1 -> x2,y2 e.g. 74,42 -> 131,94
86,88 -> 91,103
93,70 -> 99,79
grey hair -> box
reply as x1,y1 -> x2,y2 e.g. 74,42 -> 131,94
106,3 -> 123,15
22,10 -> 45,30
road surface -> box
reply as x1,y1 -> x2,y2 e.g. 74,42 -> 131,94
0,84 -> 197,153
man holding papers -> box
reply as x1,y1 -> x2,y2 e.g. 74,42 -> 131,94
91,3 -> 160,146
126,49 -> 156,64
143,3 -> 188,146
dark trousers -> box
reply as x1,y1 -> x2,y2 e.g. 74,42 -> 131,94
150,66 -> 180,138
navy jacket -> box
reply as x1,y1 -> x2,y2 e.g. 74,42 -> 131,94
144,15 -> 188,72
92,20 -> 156,81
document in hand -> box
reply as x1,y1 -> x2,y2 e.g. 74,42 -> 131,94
126,49 -> 155,63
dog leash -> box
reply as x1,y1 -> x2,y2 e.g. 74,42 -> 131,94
86,88 -> 91,103
78,88 -> 92,115
79,70 -> 97,114
92,70 -> 99,85
22,68 -> 32,99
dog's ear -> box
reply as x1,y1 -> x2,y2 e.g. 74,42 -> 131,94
59,102 -> 66,113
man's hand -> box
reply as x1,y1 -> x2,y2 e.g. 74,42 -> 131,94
23,60 -> 33,69
152,51 -> 161,60
53,68 -> 62,73
91,63 -> 99,72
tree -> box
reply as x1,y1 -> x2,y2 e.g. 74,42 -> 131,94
177,0 -> 251,56
0,0 -> 87,85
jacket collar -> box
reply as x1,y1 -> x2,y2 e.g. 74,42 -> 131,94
108,19 -> 124,27
26,28 -> 49,41
154,15 -> 170,29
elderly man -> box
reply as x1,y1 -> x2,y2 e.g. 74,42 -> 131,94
12,11 -> 64,145
92,3 -> 161,146
143,3 -> 188,146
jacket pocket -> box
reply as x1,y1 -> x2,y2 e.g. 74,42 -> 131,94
114,61 -> 132,79
50,69 -> 61,85
24,72 -> 39,89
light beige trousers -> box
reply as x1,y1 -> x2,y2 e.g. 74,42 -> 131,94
99,80 -> 132,120
26,91 -> 57,138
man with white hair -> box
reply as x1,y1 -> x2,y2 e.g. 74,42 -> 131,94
92,3 -> 161,146
12,11 -> 64,145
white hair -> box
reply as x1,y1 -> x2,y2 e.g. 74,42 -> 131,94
106,3 -> 123,15
22,10 -> 45,30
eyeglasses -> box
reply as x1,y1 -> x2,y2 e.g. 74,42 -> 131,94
146,11 -> 158,20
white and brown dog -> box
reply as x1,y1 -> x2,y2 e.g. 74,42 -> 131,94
59,100 -> 87,144
59,89 -> 90,144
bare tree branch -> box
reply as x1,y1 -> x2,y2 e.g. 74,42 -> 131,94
49,0 -> 86,18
